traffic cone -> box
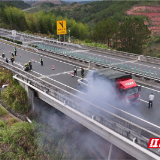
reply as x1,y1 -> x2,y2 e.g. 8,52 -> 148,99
20,53 -> 21,58
9,50 -> 11,53
33,58 -> 35,63
52,65 -> 54,70
72,72 -> 74,77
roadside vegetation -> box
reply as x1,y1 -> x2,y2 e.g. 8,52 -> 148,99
0,1 -> 160,56
0,104 -> 8,116
0,105 -> 93,160
0,68 -> 94,159
0,67 -> 30,114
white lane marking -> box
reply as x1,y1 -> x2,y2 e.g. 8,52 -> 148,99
2,58 -> 160,129
39,68 -> 87,79
2,41 -> 160,71
131,61 -> 160,70
33,70 -> 84,93
72,50 -> 89,52
141,86 -> 160,92
112,60 -> 138,65
140,99 -> 148,103
1,43 -> 160,92
1,43 -> 84,69
86,51 -> 124,61
66,73 -> 82,79
32,70 -> 160,128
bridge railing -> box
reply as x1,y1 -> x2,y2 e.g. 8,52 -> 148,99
0,28 -> 81,48
2,27 -> 160,65
34,44 -> 160,90
0,60 -> 160,158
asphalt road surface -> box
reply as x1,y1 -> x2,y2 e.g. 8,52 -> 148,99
1,31 -> 160,78
0,35 -> 160,134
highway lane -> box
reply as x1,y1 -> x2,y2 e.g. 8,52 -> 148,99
0,41 -> 160,132
1,31 -> 160,78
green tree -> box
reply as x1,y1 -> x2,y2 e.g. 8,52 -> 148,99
92,18 -> 117,48
117,17 -> 151,54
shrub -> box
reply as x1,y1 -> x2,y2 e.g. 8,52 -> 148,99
8,118 -> 18,125
0,105 -> 8,116
0,36 -> 22,45
0,119 -> 7,128
85,38 -> 92,43
1,85 -> 30,113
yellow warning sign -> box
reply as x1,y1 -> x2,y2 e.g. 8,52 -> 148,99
57,20 -> 67,35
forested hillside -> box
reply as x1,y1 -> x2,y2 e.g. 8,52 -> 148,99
0,1 -> 30,10
1,1 -> 160,56
50,1 -> 160,28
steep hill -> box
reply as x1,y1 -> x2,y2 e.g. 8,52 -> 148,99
50,1 -> 140,27
127,6 -> 160,35
0,0 -> 30,9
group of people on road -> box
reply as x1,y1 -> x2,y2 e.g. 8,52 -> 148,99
1,47 -> 44,70
24,61 -> 32,71
1,47 -> 17,64
73,66 -> 84,78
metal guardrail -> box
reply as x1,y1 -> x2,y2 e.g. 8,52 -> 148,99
0,59 -> 160,158
0,38 -> 38,52
36,43 -> 158,78
2,27 -> 160,65
0,28 -> 81,48
34,44 -> 160,90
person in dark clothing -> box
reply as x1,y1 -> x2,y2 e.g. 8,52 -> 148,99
2,53 -> 5,58
12,52 -> 14,57
14,47 -> 17,56
5,58 -> 8,63
40,57 -> 43,66
10,57 -> 14,65
81,68 -> 84,78
24,63 -> 29,71
148,93 -> 154,108
29,61 -> 32,71
74,66 -> 77,76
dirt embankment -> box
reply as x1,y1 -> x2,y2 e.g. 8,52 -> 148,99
127,6 -> 160,35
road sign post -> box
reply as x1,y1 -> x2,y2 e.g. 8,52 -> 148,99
57,20 -> 67,42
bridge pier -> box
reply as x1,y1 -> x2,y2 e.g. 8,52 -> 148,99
19,81 -> 35,111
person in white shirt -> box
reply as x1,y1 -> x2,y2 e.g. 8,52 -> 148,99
149,93 -> 154,108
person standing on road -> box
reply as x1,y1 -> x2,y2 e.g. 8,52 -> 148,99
11,52 -> 14,57
74,66 -> 77,76
29,61 -> 32,71
14,47 -> 17,56
148,93 -> 154,108
5,58 -> 8,63
81,68 -> 84,78
40,57 -> 43,66
10,57 -> 14,65
2,53 -> 5,58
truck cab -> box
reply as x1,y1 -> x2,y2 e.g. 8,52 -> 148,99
117,79 -> 141,104
93,68 -> 141,105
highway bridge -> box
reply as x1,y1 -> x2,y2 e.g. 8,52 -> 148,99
0,29 -> 160,160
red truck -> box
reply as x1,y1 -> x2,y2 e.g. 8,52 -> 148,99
93,68 -> 141,105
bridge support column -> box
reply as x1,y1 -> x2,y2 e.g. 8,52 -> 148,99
108,143 -> 113,160
28,87 -> 35,111
19,81 -> 35,111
